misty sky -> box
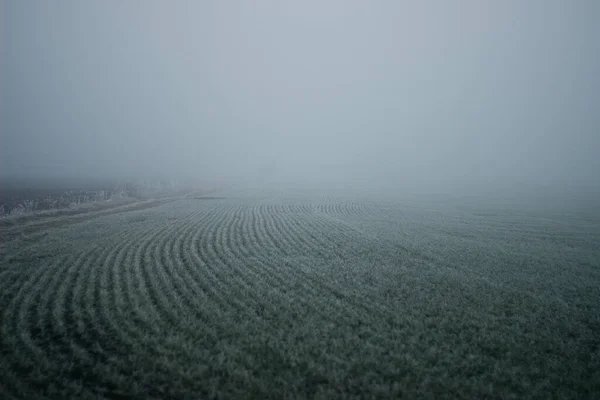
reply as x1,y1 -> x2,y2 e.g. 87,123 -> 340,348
2,1 -> 599,192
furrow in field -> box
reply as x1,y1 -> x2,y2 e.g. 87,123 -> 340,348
273,205 -> 387,311
188,201 -> 310,325
242,203 -> 378,329
177,232 -> 231,318
82,230 -> 136,352
257,204 -> 286,254
275,207 -> 418,353
61,244 -> 137,394
237,203 -> 253,257
108,220 -> 169,342
0,196 -> 407,398
35,239 -> 144,396
218,202 -> 311,323
0,266 -> 36,315
218,205 -> 260,292
189,202 -> 262,318
16,246 -> 127,398
1,209 -> 206,397
258,204 -> 327,290
205,203 -> 262,316
82,230 -> 147,362
137,211 -> 202,334
345,200 -> 364,216
220,204 -> 268,297
331,198 -> 343,215
333,199 -> 344,215
350,200 -> 381,217
149,203 -> 262,341
271,205 -> 334,263
263,205 -> 373,324
339,200 -> 355,216
235,204 -> 287,285
367,201 -> 385,216
292,202 -> 313,214
64,246 -> 107,358
235,199 -> 404,353
288,209 -> 375,267
187,202 -> 256,317
209,202 -> 363,342
317,199 -> 329,214
99,216 -> 182,361
247,203 -> 318,295
37,250 -> 88,357
101,224 -> 148,349
249,203 -> 266,254
242,204 -> 298,287
225,204 -> 295,299
161,208 -> 229,337
89,206 -> 219,385
285,207 -> 417,324
315,204 -> 434,267
184,205 -> 232,298
0,255 -> 70,399
208,200 -> 304,322
262,206 -> 338,288
220,203 -> 311,317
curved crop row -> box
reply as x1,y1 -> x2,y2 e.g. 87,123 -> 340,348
0,197 -> 415,397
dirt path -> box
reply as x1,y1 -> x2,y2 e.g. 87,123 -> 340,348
0,190 -> 215,243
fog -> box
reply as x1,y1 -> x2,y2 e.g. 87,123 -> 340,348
2,1 -> 599,198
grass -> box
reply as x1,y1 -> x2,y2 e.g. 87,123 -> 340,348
0,178 -> 199,220
0,190 -> 599,398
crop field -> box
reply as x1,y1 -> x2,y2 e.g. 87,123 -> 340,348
1,189 -> 599,398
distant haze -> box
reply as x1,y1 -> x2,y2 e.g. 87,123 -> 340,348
2,1 -> 599,197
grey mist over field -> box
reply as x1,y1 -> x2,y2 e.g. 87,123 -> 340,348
2,1 -> 600,200
3,3 -> 600,397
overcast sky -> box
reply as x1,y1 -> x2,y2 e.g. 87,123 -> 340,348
2,1 -> 599,193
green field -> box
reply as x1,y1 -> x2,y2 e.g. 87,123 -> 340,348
1,189 -> 599,398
